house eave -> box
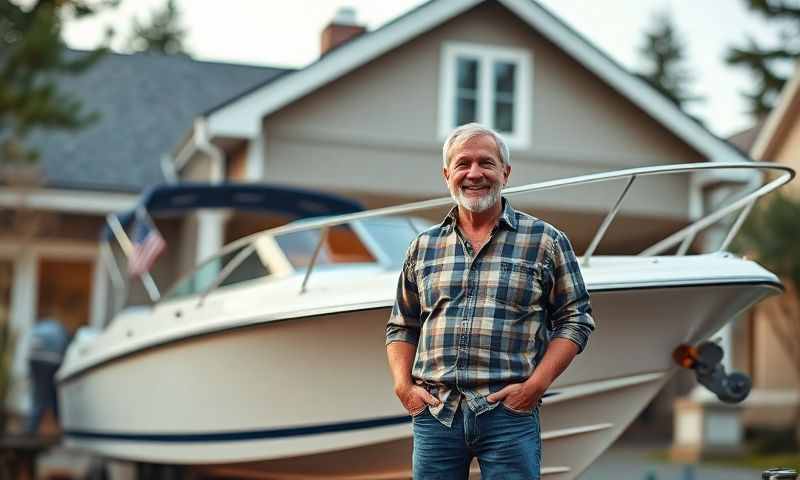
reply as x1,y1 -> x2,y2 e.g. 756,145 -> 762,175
0,187 -> 138,215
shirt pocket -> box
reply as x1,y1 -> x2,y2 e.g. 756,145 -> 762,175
496,260 -> 545,309
417,262 -> 448,311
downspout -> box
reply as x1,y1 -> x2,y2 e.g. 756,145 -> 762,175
171,117 -> 225,184
193,117 -> 225,184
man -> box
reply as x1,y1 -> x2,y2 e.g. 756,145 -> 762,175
25,317 -> 70,434
386,123 -> 595,479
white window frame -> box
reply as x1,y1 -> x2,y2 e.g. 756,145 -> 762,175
439,42 -> 532,149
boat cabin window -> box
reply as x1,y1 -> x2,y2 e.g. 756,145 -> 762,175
164,245 -> 270,301
356,218 -> 431,266
275,225 -> 376,269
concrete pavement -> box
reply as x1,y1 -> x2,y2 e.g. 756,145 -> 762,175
580,445 -> 763,480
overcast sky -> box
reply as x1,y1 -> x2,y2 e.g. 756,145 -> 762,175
63,0 -> 787,137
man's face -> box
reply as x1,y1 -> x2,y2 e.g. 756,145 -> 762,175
443,134 -> 511,213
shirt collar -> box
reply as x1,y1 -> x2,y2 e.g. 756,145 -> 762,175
439,196 -> 518,233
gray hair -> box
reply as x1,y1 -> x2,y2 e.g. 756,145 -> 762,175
442,123 -> 511,168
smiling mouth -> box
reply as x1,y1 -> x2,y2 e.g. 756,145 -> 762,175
462,185 -> 489,194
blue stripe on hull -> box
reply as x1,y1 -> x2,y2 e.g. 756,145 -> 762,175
65,415 -> 411,443
64,393 -> 561,443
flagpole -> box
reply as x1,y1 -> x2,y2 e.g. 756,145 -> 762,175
100,241 -> 127,318
106,213 -> 162,302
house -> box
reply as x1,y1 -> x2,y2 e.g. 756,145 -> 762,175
735,67 -> 800,428
0,50 -> 287,415
169,0 -> 752,265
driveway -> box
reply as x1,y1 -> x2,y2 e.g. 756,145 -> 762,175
580,445 -> 763,480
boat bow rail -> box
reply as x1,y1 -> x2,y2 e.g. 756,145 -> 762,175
108,163 -> 794,309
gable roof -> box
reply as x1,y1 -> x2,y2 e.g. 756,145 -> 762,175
203,0 -> 750,164
28,50 -> 289,192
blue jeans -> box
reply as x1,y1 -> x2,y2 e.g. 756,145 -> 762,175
412,401 -> 541,479
26,360 -> 60,434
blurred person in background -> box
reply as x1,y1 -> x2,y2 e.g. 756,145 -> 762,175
25,316 -> 70,435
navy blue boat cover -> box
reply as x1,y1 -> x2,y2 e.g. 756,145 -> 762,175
102,183 -> 363,240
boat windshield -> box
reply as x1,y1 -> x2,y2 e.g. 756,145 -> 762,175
273,218 -> 431,269
355,217 -> 432,266
160,217 -> 430,302
164,244 -> 270,301
275,224 -> 376,269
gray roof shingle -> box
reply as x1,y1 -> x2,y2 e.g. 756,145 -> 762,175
28,50 -> 289,192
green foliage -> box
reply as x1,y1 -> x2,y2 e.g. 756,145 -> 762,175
127,0 -> 189,55
635,12 -> 703,111
726,0 -> 800,118
0,0 -> 115,165
733,191 -> 800,289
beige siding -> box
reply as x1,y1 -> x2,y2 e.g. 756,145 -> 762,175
751,293 -> 800,390
261,2 -> 699,230
745,97 -> 800,427
771,107 -> 800,191
181,154 -> 213,182
227,143 -> 248,181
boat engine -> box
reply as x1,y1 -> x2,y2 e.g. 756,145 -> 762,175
673,341 -> 752,403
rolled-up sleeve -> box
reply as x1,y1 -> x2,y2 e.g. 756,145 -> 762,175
546,230 -> 595,353
386,242 -> 422,346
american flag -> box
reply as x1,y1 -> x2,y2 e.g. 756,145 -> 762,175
127,216 -> 166,277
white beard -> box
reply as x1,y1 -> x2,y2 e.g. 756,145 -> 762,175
449,181 -> 503,213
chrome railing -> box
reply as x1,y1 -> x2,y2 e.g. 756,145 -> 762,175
107,162 -> 795,307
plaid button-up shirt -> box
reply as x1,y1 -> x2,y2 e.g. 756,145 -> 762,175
386,198 -> 595,426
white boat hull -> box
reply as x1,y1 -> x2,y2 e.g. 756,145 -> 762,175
59,278 -> 778,479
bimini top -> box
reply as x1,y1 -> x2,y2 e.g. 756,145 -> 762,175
102,182 -> 363,240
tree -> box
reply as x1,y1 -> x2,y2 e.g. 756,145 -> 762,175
726,0 -> 800,119
0,0 -> 114,166
126,0 -> 189,55
734,191 -> 800,445
635,11 -> 703,111
0,1 -> 112,431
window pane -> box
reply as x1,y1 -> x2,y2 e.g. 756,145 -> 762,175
494,62 -> 516,94
165,244 -> 269,300
493,61 -> 516,132
455,57 -> 479,125
275,230 -> 329,268
219,250 -> 270,288
275,225 -> 375,269
358,218 -> 434,266
456,98 -> 477,125
494,101 -> 514,133
457,57 -> 479,90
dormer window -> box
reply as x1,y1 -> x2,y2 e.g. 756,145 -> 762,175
440,42 -> 531,148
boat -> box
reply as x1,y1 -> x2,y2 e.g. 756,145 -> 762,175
56,163 -> 794,480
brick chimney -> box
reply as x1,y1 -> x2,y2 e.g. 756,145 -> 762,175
320,7 -> 366,55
